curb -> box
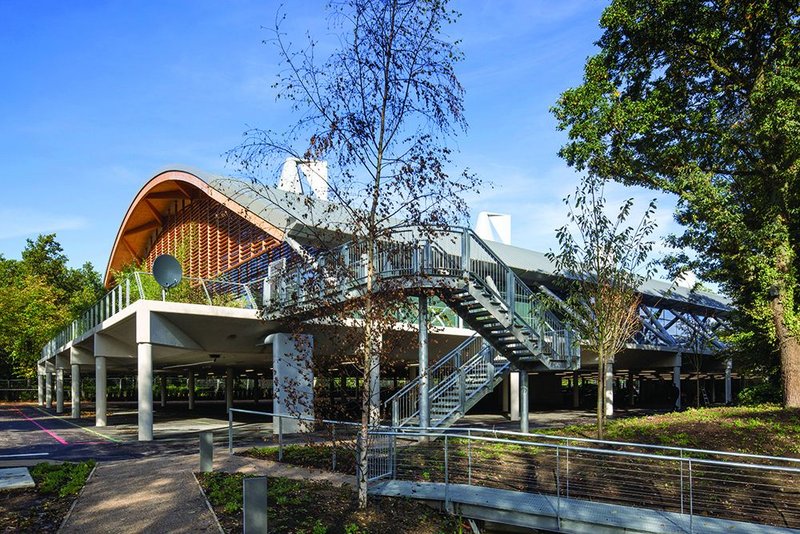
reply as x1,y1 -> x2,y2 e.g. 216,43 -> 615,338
193,471 -> 225,534
57,462 -> 98,533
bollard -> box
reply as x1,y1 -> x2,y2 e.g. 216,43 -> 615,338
243,477 -> 268,534
200,432 -> 214,472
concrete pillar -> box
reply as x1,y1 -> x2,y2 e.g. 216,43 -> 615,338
56,367 -> 64,414
502,374 -> 510,413
138,343 -> 153,441
509,371 -> 520,421
710,375 -> 716,403
268,333 -> 314,433
160,375 -> 167,408
627,370 -> 635,407
572,371 -> 580,408
604,362 -> 614,417
45,370 -> 53,409
37,365 -> 45,406
418,295 -> 430,429
225,367 -> 234,413
724,358 -> 732,404
673,355 -> 682,411
519,369 -> 529,433
71,364 -> 81,419
188,370 -> 195,410
96,356 -> 107,427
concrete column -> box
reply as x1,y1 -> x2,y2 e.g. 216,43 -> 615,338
37,365 -> 45,406
45,370 -> 53,409
160,375 -> 167,408
502,374 -> 510,413
225,367 -> 234,413
268,333 -> 314,433
519,369 -> 529,433
604,362 -> 614,417
138,343 -> 153,441
627,370 -> 635,407
418,294 -> 430,430
188,370 -> 195,410
710,375 -> 716,403
95,356 -> 107,427
673,355 -> 683,411
56,367 -> 64,414
71,364 -> 81,419
724,358 -> 732,404
572,371 -> 580,408
509,371 -> 520,421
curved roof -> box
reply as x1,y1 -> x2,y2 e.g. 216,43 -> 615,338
104,167 -> 287,287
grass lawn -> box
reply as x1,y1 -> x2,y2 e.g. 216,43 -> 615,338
548,404 -> 800,457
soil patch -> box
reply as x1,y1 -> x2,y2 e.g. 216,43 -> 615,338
197,472 -> 459,534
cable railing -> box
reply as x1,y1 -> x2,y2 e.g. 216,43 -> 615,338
41,272 -> 257,359
366,428 -> 800,531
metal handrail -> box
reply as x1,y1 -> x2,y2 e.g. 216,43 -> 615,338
384,333 -> 482,405
259,226 -> 578,366
41,272 -> 257,359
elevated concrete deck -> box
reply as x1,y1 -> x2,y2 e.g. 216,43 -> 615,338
368,480 -> 799,534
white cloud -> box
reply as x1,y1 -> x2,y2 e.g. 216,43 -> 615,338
0,208 -> 88,240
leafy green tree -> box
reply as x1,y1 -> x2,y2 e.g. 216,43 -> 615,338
552,0 -> 800,406
0,235 -> 104,377
546,175 -> 656,438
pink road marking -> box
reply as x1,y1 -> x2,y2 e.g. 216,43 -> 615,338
13,406 -> 69,445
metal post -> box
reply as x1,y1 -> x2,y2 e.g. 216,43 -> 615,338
467,429 -> 472,485
461,227 -> 470,275
278,416 -> 284,461
519,369 -> 529,433
688,458 -> 694,533
556,447 -> 561,527
418,295 -> 430,430
565,440 -> 570,498
332,425 -> 337,471
680,450 -> 684,515
228,409 -> 234,454
243,477 -> 268,534
200,431 -> 214,472
458,366 -> 466,415
392,400 -> 399,428
444,435 -> 449,509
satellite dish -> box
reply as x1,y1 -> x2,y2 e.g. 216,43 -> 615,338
152,254 -> 183,289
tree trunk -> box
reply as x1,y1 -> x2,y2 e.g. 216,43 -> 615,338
770,294 -> 800,407
596,350 -> 605,439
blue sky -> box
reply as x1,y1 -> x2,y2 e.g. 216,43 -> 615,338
0,0 -> 679,277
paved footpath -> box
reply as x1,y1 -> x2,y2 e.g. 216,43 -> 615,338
60,450 -> 354,534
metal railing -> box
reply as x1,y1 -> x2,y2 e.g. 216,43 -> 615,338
227,409 -> 367,471
385,334 -> 511,428
367,428 -> 800,531
41,272 -> 256,359
225,411 -> 800,530
257,227 -> 579,368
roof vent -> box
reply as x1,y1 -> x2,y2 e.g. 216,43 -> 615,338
674,270 -> 698,290
475,212 -> 511,245
278,157 -> 329,200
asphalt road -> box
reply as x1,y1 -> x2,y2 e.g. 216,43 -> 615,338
0,402 -> 267,465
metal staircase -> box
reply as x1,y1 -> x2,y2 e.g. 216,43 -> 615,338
386,334 -> 511,427
258,227 -> 579,428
